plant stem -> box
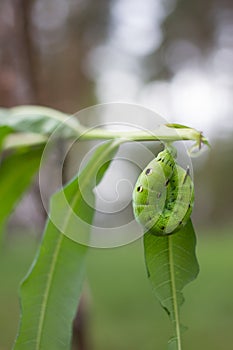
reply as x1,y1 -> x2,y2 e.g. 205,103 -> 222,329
8,105 -> 206,146
78,125 -> 201,143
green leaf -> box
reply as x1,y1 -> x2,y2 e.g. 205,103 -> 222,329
0,106 -> 80,138
0,125 -> 12,148
165,123 -> 192,129
144,220 -> 199,350
166,123 -> 210,150
14,140 -> 122,350
0,146 -> 44,230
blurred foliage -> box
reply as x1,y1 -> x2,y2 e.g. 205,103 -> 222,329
2,0 -> 232,106
1,230 -> 233,349
148,0 -> 218,79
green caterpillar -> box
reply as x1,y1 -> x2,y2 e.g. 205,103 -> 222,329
132,147 -> 194,236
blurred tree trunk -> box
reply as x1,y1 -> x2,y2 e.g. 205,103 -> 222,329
0,0 -> 37,105
72,295 -> 91,350
0,0 -> 47,230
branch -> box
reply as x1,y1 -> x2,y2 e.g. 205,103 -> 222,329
2,105 -> 208,149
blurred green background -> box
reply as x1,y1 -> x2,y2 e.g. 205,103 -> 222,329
0,0 -> 233,349
1,228 -> 233,350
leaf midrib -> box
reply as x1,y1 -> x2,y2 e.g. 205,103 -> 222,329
168,236 -> 182,350
36,233 -> 64,350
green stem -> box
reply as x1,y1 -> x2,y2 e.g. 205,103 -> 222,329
78,125 -> 201,142
8,105 -> 206,145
